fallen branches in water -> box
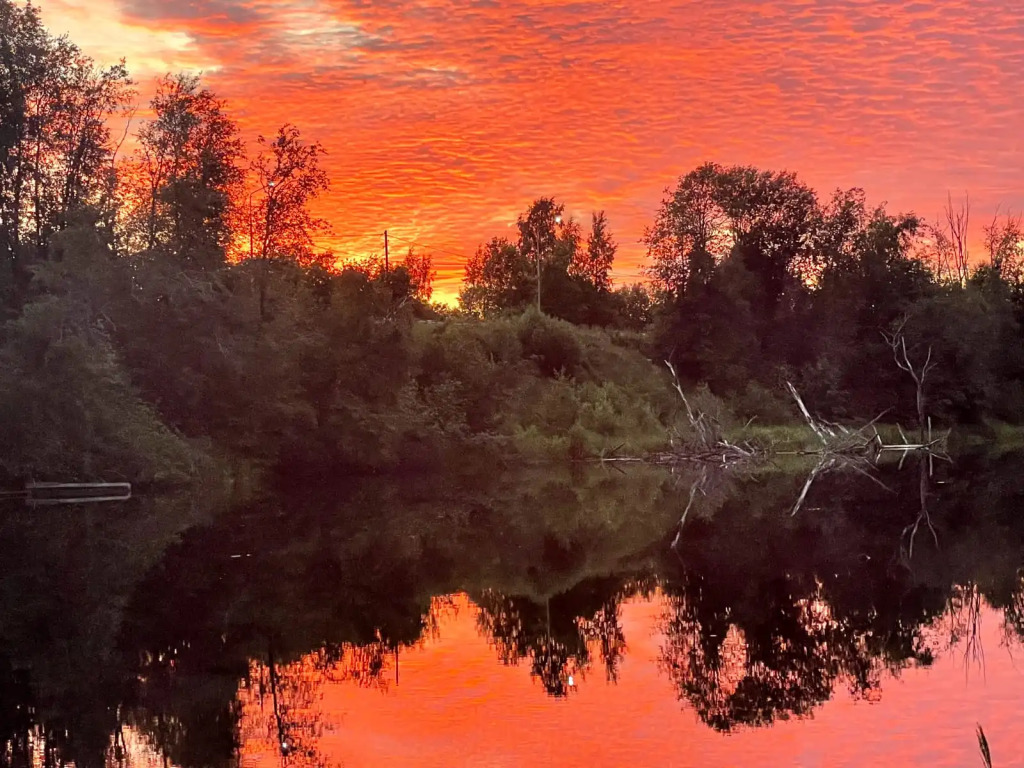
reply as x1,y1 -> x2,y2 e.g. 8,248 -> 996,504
784,381 -> 950,462
649,361 -> 770,467
594,364 -> 949,479
670,464 -> 711,549
783,381 -> 950,521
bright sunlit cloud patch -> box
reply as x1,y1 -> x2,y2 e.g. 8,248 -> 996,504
36,0 -> 218,74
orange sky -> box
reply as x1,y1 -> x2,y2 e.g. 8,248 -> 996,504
39,0 -> 1024,301
235,593 -> 1024,768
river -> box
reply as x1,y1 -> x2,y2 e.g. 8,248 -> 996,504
1,451 -> 1023,766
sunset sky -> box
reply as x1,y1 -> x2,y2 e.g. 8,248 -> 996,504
40,0 -> 1024,301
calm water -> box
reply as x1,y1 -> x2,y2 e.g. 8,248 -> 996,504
2,453 -> 1024,767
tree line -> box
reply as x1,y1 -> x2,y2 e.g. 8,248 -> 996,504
2,1 -> 1023,483
0,1 -> 676,483
462,164 -> 1024,429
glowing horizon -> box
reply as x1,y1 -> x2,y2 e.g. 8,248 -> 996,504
38,0 -> 1024,303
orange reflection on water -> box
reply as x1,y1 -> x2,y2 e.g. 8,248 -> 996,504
17,723 -> 175,768
236,592 -> 1024,768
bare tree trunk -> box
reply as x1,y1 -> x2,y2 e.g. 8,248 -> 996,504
916,384 -> 926,444
10,136 -> 28,303
882,316 -> 936,443
935,193 -> 971,285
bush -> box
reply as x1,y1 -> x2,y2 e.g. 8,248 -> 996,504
516,311 -> 583,377
0,301 -> 199,483
733,380 -> 795,425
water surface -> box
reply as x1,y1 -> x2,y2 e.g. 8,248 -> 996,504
2,454 -> 1023,767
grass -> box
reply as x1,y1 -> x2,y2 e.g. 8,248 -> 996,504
739,423 -> 819,452
734,422 -> 927,454
977,724 -> 992,768
952,421 -> 1024,455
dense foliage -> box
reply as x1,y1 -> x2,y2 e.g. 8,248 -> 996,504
641,165 -> 1024,425
0,3 -> 678,483
2,4 -> 1024,483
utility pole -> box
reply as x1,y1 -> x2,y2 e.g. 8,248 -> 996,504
534,227 -> 542,314
384,230 -> 389,273
532,214 -> 561,315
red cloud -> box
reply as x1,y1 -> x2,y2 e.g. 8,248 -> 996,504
52,0 -> 1024,299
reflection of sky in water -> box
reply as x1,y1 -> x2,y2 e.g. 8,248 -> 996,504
5,458 -> 1024,767
236,591 -> 1024,768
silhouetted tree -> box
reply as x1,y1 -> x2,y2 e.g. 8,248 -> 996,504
645,163 -> 730,299
460,236 -> 530,316
573,210 -> 615,291
127,74 -> 243,268
400,247 -> 437,302
246,124 -> 329,266
0,0 -> 132,308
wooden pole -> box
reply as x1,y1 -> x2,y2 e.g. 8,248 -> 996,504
535,227 -> 542,314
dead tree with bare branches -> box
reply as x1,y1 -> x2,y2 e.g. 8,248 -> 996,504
929,193 -> 971,285
881,316 -> 938,443
984,208 -> 1024,283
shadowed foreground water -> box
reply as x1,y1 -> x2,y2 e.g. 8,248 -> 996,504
2,452 -> 1024,767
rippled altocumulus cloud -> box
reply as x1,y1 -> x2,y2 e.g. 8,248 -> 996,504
44,0 -> 1024,297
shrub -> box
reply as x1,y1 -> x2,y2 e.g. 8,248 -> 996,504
0,302 -> 198,483
516,311 -> 583,377
733,380 -> 795,425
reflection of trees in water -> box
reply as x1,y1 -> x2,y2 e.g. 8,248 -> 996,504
315,594 -> 458,691
660,584 -> 842,731
658,576 -> 942,731
239,637 -> 414,768
475,590 -> 584,697
475,547 -> 943,729
10,457 -> 1024,764
658,464 -> 951,735
0,669 -> 165,768
576,601 -> 627,683
240,652 -> 333,768
474,583 -> 630,696
0,493 -> 212,768
935,583 -> 989,673
652,451 -> 1024,731
234,597 -> 461,768
0,661 -> 46,768
128,628 -> 427,768
1002,570 -> 1024,641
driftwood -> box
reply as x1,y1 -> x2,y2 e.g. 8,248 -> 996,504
783,380 -> 949,518
652,361 -> 769,466
784,380 -> 949,460
598,359 -> 948,521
